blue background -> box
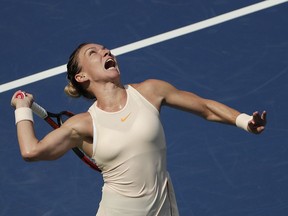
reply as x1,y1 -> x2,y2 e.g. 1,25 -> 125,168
1,1 -> 288,215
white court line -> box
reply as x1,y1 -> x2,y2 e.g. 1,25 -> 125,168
1,0 -> 287,93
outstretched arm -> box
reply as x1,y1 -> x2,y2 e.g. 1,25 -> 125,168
143,79 -> 266,134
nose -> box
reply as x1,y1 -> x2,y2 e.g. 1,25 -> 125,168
101,48 -> 111,57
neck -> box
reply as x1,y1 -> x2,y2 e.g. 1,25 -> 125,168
93,82 -> 127,112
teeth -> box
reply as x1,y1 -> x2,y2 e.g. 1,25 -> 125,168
105,58 -> 116,70
106,59 -> 113,63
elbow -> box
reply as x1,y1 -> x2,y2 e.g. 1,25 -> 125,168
21,148 -> 61,162
21,149 -> 40,162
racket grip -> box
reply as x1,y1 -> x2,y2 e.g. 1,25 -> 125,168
31,102 -> 48,119
16,92 -> 48,119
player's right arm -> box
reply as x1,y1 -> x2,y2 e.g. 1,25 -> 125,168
16,117 -> 83,161
11,91 -> 92,162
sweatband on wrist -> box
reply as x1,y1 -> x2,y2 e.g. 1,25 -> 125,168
236,113 -> 253,132
15,107 -> 34,124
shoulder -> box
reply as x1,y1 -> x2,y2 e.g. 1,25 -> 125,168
130,79 -> 168,88
131,79 -> 178,98
61,112 -> 93,138
64,112 -> 92,124
129,79 -> 177,109
130,79 -> 175,94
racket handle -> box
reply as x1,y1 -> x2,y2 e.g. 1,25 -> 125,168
31,102 -> 48,119
16,92 -> 48,119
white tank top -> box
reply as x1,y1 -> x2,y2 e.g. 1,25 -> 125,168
88,85 -> 179,216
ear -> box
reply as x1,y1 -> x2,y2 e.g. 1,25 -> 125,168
75,72 -> 88,83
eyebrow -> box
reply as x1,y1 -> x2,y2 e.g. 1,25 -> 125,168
83,45 -> 105,56
84,47 -> 95,55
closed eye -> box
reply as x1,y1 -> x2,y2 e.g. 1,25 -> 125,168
89,50 -> 96,56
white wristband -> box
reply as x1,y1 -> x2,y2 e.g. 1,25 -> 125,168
15,107 -> 34,124
236,113 -> 253,132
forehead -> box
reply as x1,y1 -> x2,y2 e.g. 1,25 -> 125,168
77,44 -> 104,64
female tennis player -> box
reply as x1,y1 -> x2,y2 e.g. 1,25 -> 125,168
11,43 -> 266,215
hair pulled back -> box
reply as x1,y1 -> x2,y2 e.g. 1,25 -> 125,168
64,43 -> 95,99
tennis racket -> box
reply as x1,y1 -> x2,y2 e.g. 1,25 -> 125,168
16,92 -> 101,172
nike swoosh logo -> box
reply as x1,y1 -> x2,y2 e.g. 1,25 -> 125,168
121,112 -> 131,122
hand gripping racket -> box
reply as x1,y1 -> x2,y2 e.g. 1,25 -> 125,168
16,92 -> 101,172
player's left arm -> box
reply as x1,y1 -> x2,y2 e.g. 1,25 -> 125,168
148,79 -> 266,134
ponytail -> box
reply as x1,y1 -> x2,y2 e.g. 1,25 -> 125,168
64,82 -> 81,98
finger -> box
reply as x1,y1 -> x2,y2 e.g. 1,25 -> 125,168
248,120 -> 256,128
11,91 -> 33,108
248,122 -> 265,134
261,111 -> 267,121
11,90 -> 23,105
257,126 -> 265,133
25,93 -> 34,101
252,111 -> 261,123
16,91 -> 33,100
254,111 -> 267,126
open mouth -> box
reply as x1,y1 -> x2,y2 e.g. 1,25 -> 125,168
104,58 -> 116,70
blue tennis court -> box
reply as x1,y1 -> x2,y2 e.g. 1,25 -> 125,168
1,1 -> 288,215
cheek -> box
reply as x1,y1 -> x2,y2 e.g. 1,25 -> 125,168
83,60 -> 103,74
